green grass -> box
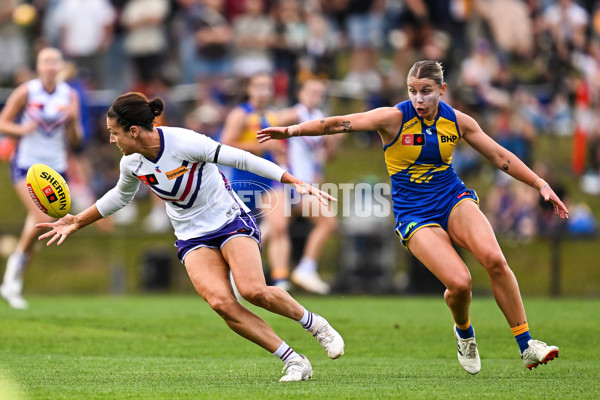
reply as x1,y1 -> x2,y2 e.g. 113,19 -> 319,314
0,296 -> 599,399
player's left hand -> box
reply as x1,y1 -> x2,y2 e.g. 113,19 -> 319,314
36,214 -> 79,246
541,186 -> 569,219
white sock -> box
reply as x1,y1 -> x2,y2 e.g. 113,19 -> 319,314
297,307 -> 316,330
273,341 -> 300,363
2,252 -> 28,293
295,257 -> 317,274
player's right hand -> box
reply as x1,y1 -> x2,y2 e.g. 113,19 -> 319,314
20,121 -> 38,136
257,126 -> 292,143
36,214 -> 79,246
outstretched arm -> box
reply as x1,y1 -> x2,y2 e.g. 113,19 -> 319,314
214,143 -> 336,205
257,106 -> 403,145
37,159 -> 141,246
36,204 -> 103,246
458,111 -> 568,219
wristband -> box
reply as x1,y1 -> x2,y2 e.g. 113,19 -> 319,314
289,124 -> 301,137
540,184 -> 550,191
533,177 -> 543,189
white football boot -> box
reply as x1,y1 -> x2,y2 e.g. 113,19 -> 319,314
454,325 -> 481,375
291,269 -> 330,295
309,314 -> 345,359
0,284 -> 28,310
521,339 -> 559,370
279,355 -> 313,382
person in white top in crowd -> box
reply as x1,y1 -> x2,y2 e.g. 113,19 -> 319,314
36,92 -> 344,382
277,79 -> 341,294
53,0 -> 115,87
0,47 -> 83,309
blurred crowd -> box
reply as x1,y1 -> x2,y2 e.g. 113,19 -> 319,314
1,0 -> 600,241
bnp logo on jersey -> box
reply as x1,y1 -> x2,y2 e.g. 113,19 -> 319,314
402,134 -> 425,146
440,135 -> 458,143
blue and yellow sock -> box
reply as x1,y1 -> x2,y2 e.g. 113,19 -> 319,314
512,323 -> 532,354
455,319 -> 474,339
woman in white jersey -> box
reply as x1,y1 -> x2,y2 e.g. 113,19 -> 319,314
36,92 -> 344,382
277,79 -> 340,294
0,48 -> 82,309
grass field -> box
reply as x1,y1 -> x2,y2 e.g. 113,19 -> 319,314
1,296 -> 599,399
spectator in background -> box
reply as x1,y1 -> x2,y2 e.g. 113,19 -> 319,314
103,0 -> 132,92
301,11 -> 338,80
231,0 -> 275,78
121,0 -> 171,90
544,0 -> 589,59
184,100 -> 225,140
341,0 -> 385,97
459,39 -> 511,110
475,0 -> 534,61
542,0 -> 590,94
486,177 -> 539,241
272,0 -> 308,104
0,0 -> 29,85
54,0 -> 115,89
493,106 -> 537,167
181,0 -> 232,85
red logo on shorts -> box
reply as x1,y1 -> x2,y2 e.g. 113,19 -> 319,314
457,191 -> 470,199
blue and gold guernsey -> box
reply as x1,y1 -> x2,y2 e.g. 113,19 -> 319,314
237,102 -> 279,152
385,100 -> 479,248
230,102 -> 281,211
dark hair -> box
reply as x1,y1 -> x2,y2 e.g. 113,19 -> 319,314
107,92 -> 164,131
407,60 -> 444,87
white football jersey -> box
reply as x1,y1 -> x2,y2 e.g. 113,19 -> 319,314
13,79 -> 72,172
288,103 -> 326,183
96,127 -> 253,240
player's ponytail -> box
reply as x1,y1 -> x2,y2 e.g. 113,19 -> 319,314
149,98 -> 164,118
108,92 -> 164,131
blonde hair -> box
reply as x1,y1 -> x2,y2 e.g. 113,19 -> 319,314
407,60 -> 444,87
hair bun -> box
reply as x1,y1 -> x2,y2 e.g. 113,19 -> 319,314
149,98 -> 164,117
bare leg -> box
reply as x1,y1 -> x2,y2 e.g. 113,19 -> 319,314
447,200 -> 527,327
407,226 -> 472,326
184,245 -> 287,352
222,237 -> 303,320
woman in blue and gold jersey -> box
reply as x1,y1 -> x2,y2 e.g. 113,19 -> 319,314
222,72 -> 292,290
258,60 -> 569,375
